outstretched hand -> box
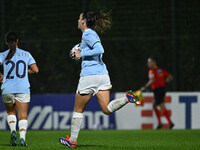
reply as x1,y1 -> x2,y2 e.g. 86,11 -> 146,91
140,87 -> 146,92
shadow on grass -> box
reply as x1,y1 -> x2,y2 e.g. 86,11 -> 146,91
0,143 -> 32,147
0,144 -> 12,147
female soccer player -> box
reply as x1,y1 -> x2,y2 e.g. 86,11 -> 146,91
0,32 -> 39,146
141,57 -> 174,129
59,11 -> 142,148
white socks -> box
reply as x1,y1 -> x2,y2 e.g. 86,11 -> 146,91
70,112 -> 83,143
69,98 -> 129,142
7,115 -> 28,140
107,97 -> 129,113
7,115 -> 17,133
18,120 -> 28,140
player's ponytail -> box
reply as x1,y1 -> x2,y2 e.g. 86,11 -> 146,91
83,10 -> 112,33
5,32 -> 18,60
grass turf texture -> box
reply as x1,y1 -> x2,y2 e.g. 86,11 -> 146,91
0,130 -> 199,150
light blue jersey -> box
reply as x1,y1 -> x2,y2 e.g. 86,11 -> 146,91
80,29 -> 108,76
0,48 -> 36,94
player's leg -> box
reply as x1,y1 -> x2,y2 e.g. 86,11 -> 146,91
96,90 -> 129,114
159,102 -> 174,129
15,94 -> 30,146
159,102 -> 166,110
96,75 -> 141,114
3,94 -> 17,146
74,93 -> 92,113
158,87 -> 174,129
153,101 -> 162,129
59,93 -> 92,148
153,88 -> 165,129
96,90 -> 141,114
60,75 -> 94,147
4,103 -> 17,132
70,93 -> 92,142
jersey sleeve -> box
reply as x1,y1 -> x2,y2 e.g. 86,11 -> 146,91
148,70 -> 155,79
162,69 -> 169,77
28,53 -> 36,65
82,33 -> 100,48
81,42 -> 104,57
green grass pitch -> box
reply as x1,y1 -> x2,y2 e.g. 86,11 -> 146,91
0,130 -> 200,150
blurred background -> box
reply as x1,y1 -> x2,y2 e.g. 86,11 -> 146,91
1,0 -> 199,94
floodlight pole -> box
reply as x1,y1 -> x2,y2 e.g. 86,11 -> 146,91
171,0 -> 179,91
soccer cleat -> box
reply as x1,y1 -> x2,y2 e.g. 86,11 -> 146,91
10,130 -> 17,146
59,135 -> 77,148
20,138 -> 28,146
134,90 -> 144,106
126,90 -> 141,105
156,123 -> 163,129
169,123 -> 175,129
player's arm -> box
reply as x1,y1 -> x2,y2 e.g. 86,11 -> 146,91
141,70 -> 155,91
75,33 -> 104,58
166,74 -> 173,83
28,63 -> 39,74
141,77 -> 155,91
81,42 -> 103,56
163,69 -> 173,83
75,42 -> 104,58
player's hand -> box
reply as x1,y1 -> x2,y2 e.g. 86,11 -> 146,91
75,49 -> 81,58
165,78 -> 170,83
69,49 -> 74,59
140,87 -> 146,91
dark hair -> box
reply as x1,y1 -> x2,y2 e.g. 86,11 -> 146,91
82,10 -> 112,33
5,32 -> 18,60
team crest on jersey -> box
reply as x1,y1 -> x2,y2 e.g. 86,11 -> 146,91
157,69 -> 164,76
157,69 -> 162,74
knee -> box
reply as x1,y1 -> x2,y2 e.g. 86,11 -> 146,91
102,110 -> 111,115
18,113 -> 27,120
160,107 -> 165,111
160,103 -> 165,110
7,109 -> 16,115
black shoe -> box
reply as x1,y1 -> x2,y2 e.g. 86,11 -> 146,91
10,131 -> 17,146
20,138 -> 28,146
156,123 -> 163,129
169,123 -> 174,129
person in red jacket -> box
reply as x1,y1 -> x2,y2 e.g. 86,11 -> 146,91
141,57 -> 174,129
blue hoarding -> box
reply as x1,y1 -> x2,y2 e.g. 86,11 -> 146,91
0,94 -> 116,130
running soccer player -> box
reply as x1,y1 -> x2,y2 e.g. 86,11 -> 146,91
0,32 -> 39,146
59,11 -> 142,148
141,57 -> 174,129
